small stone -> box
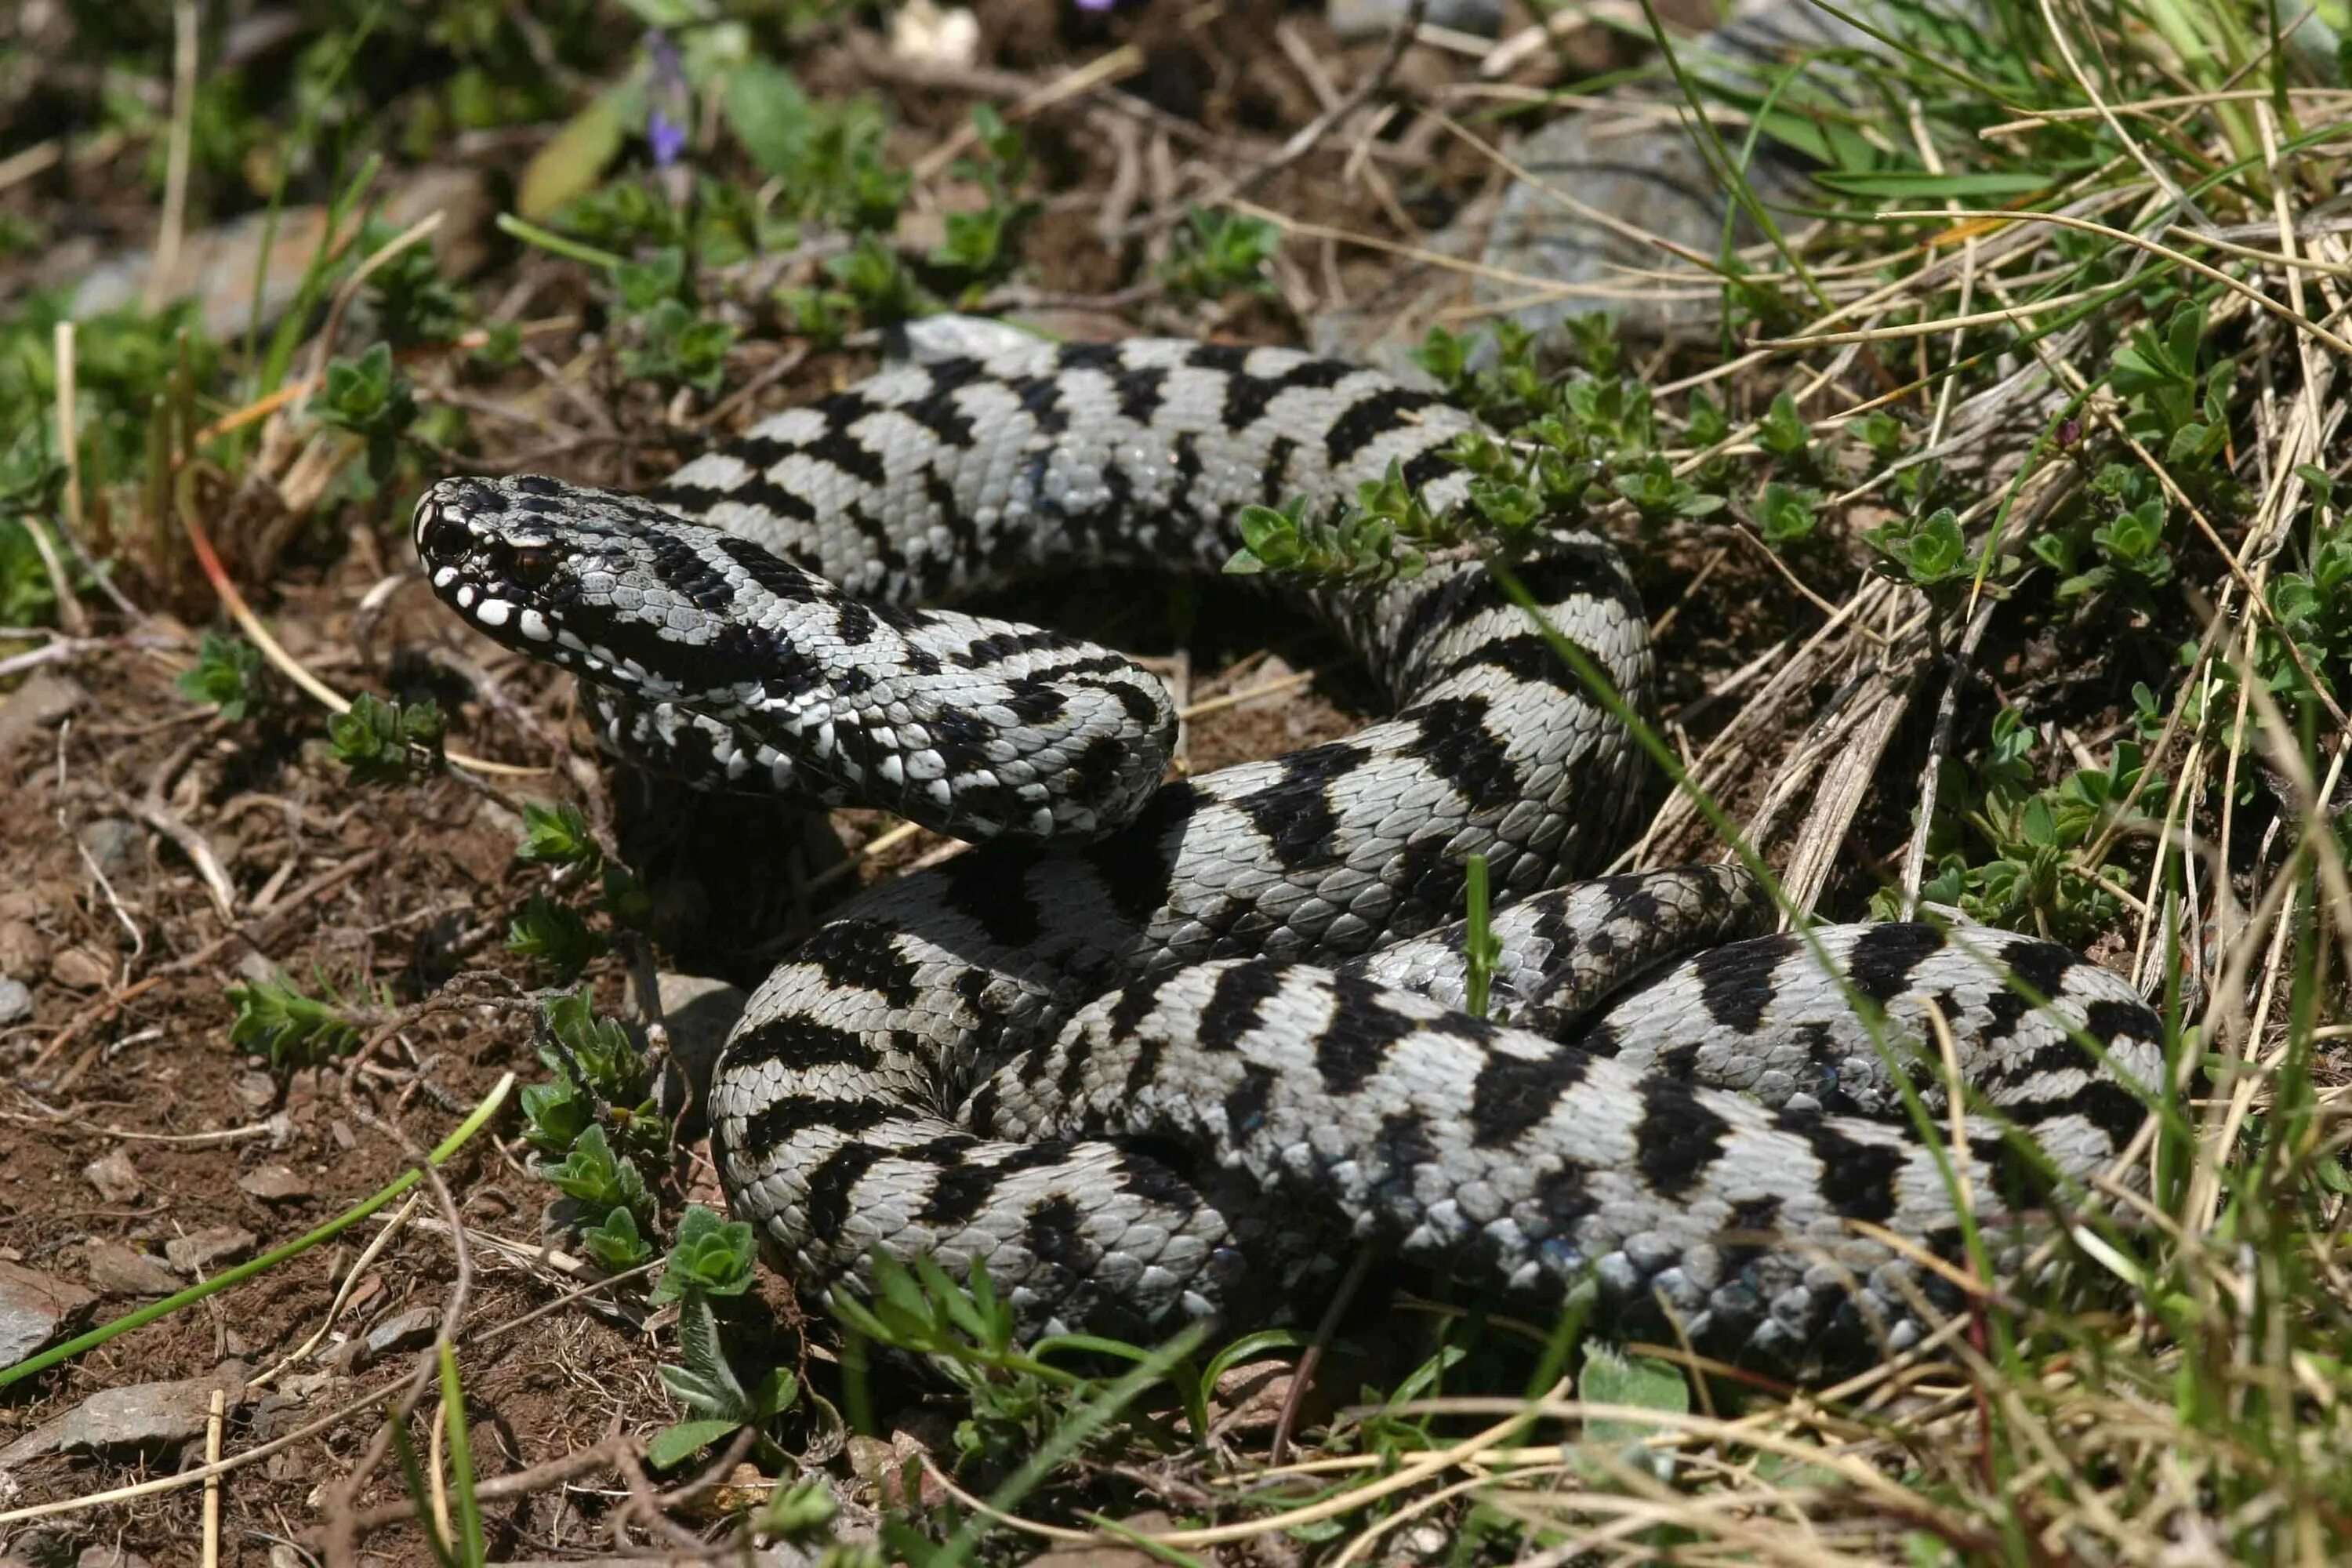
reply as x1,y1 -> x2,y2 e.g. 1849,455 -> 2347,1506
238,1164 -> 310,1202
82,1149 -> 140,1204
82,1242 -> 182,1298
0,1365 -> 245,1468
78,1546 -> 151,1568
49,946 -> 113,992
76,818 -> 143,882
888,0 -> 979,67
1022,1512 -> 1176,1568
165,1225 -> 256,1276
0,919 -> 49,982
0,670 -> 87,759
1329,0 -> 1501,38
361,1305 -> 441,1362
0,1260 -> 97,1366
650,971 -> 749,1111
232,1070 -> 278,1112
0,978 -> 29,1025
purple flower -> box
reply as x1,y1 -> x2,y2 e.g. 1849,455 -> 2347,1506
1075,0 -> 1120,9
648,109 -> 688,169
646,29 -> 690,168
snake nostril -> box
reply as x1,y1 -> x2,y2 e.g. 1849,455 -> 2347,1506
416,500 -> 464,559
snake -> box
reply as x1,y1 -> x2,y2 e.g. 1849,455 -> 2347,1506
412,328 -> 2165,1374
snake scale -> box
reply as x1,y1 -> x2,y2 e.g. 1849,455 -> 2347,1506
415,328 -> 2165,1374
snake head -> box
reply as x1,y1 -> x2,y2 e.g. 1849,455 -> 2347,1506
413,473 -> 796,694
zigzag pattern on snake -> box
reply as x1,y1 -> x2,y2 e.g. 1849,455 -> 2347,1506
413,330 -> 2165,1374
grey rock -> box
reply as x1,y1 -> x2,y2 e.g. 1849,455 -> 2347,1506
361,1305 -> 441,1361
237,1163 -> 310,1203
81,1243 -> 180,1300
0,671 -> 87,760
164,1226 -> 256,1276
0,1261 -> 96,1367
77,1548 -> 151,1568
1330,0 -> 1502,38
648,971 -> 749,1112
0,1366 -> 245,1468
80,1151 -> 140,1206
0,980 -> 29,1025
74,819 -> 143,883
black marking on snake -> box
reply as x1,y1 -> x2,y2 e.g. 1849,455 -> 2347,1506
1468,1047 -> 1589,1148
1326,387 -> 1439,465
1370,1111 -> 1437,1189
1015,373 -> 1070,436
1846,924 -> 1948,1003
1112,364 -> 1171,424
942,851 -> 1042,949
2085,996 -> 2160,1045
1998,939 -> 2080,1004
1780,1111 -> 1903,1224
1169,431 -> 1203,518
727,1014 -> 884,1074
1088,783 -> 1201,922
1024,1190 -> 1092,1273
1401,697 -> 1520,812
804,1142 -> 890,1245
1261,436 -> 1298,506
1224,1063 -> 1277,1140
1068,735 -> 1128,811
796,920 -> 923,1008
745,1094 -> 894,1151
1198,962 -> 1287,1054
899,377 -> 980,452
833,597 -> 878,647
1694,933 -> 1802,1034
1235,742 -> 1364,871
1633,1077 -> 1731,1198
1534,1163 -> 1599,1232
917,1141 -> 1069,1226
1315,973 -> 1424,1094
655,473 -> 818,526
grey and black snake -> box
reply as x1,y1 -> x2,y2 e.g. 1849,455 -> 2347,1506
413,326 -> 2165,1374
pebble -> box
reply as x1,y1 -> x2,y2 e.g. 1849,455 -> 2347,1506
82,1149 -> 140,1205
0,919 -> 49,982
0,978 -> 29,1025
81,1242 -> 182,1299
0,670 -> 87,760
0,1260 -> 96,1366
49,946 -> 113,993
164,1225 -> 256,1276
648,971 -> 750,1114
1329,0 -> 1501,38
75,819 -> 143,883
0,1365 -> 246,1468
238,1164 -> 311,1203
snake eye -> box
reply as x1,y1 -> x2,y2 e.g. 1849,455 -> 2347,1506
510,546 -> 558,588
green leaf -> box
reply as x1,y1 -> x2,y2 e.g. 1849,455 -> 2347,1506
1813,169 -> 2054,198
518,82 -> 639,222
646,1417 -> 746,1471
652,1203 -> 757,1303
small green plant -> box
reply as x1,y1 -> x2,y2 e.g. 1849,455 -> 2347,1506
539,1123 -> 652,1229
506,892 -> 607,982
315,342 -> 418,481
1463,852 -> 1500,1021
611,246 -> 736,393
1755,481 -> 1820,548
2109,299 -> 2232,470
175,633 -> 272,722
329,693 -> 445,785
520,990 -> 662,1163
648,1205 -> 798,1468
1163,208 -> 1280,300
227,975 -> 364,1068
1755,390 -> 1812,465
516,800 -> 602,871
928,106 -> 1036,290
1864,506 -> 2001,597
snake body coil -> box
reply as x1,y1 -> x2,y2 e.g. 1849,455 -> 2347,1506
417,332 -> 2163,1373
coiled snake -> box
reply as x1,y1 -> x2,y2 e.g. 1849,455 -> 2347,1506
415,330 -> 2163,1374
